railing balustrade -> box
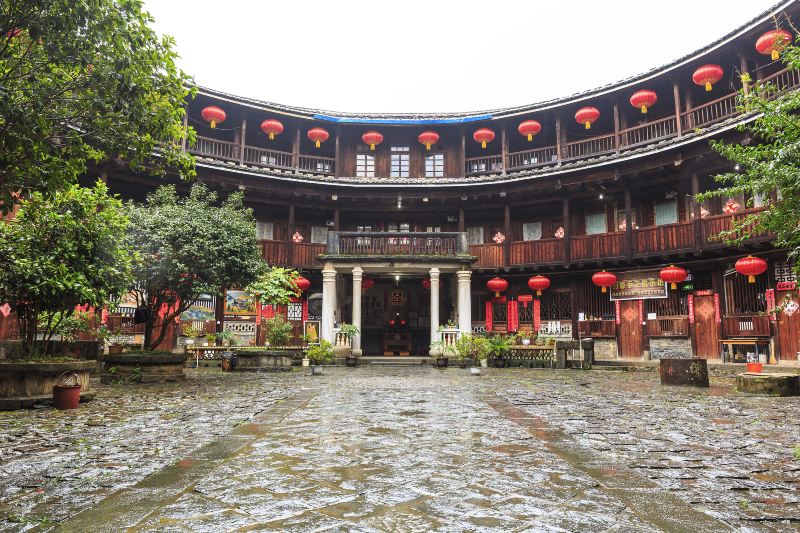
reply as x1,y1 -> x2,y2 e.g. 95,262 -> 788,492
634,221 -> 695,256
261,240 -> 288,265
509,238 -> 563,265
243,146 -> 293,169
646,317 -> 689,337
298,154 -> 335,176
619,117 -> 678,149
562,134 -> 615,161
330,232 -> 467,256
722,315 -> 771,337
571,232 -> 625,261
681,92 -> 738,131
507,146 -> 558,170
469,244 -> 504,268
193,137 -> 240,161
465,155 -> 503,176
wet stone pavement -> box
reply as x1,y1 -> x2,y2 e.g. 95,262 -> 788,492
0,366 -> 798,532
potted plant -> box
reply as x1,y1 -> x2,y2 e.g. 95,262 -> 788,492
99,324 -> 125,354
205,333 -> 217,347
487,334 -> 513,368
430,340 -> 451,368
217,330 -> 237,347
264,315 -> 293,347
453,334 -> 490,373
338,323 -> 360,366
305,340 -> 334,375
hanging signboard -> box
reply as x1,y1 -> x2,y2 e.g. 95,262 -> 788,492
609,270 -> 668,301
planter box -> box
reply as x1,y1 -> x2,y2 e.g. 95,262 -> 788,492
0,360 -> 95,410
101,353 -> 187,384
234,350 -> 294,370
659,358 -> 709,387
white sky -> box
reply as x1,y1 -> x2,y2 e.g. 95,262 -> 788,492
143,0 -> 780,113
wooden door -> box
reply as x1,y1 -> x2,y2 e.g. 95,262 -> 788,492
618,300 -> 642,357
776,290 -> 800,361
693,294 -> 720,358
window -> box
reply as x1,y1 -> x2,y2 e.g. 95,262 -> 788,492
256,221 -> 274,241
615,210 -> 637,231
753,193 -> 767,208
391,146 -> 410,177
426,226 -> 441,232
311,226 -> 328,244
467,226 -> 484,245
654,200 -> 678,225
356,153 -> 375,178
522,222 -> 542,241
585,212 -> 607,235
425,153 -> 444,177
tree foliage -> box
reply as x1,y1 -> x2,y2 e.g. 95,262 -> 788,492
246,266 -> 300,307
126,183 -> 264,350
701,42 -> 800,274
0,0 -> 196,210
0,181 -> 134,356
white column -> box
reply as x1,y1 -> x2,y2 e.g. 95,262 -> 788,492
351,266 -> 363,356
321,263 -> 337,343
429,268 -> 440,348
457,269 -> 472,335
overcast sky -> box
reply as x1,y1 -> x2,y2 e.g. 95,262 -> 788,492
142,0 -> 781,113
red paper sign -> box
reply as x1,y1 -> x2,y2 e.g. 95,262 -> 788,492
714,293 -> 721,323
507,300 -> 518,333
765,289 -> 776,322
637,299 -> 644,324
533,299 -> 541,332
694,289 -> 713,296
615,301 -> 621,325
485,301 -> 493,332
687,295 -> 694,324
518,295 -> 533,308
777,281 -> 796,291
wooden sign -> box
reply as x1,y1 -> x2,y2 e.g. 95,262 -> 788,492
714,293 -> 721,323
765,289 -> 776,322
777,281 -> 796,291
687,295 -> 694,324
609,270 -> 668,301
694,289 -> 713,296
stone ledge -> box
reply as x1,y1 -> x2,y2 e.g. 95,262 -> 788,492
103,353 -> 188,365
736,372 -> 800,396
0,390 -> 96,410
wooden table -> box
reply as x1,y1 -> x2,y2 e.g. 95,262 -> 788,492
719,337 -> 771,363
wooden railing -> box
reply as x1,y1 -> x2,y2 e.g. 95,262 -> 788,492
507,146 -> 558,170
760,66 -> 800,95
681,92 -> 738,131
701,208 -> 770,247
646,317 -> 689,337
634,222 -> 695,256
509,238 -> 563,265
722,315 -> 771,337
294,242 -> 325,267
619,116 -> 678,149
193,136 -> 239,161
298,154 -> 335,175
261,240 -> 288,265
469,244 -> 504,268
571,232 -> 625,261
562,134 -> 615,161
465,155 -> 503,175
578,320 -> 616,338
331,232 -> 467,256
243,146 -> 293,169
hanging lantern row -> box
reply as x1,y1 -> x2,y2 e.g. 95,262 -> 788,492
418,131 -> 440,151
487,277 -> 508,297
518,120 -> 542,141
362,130 -> 383,151
756,29 -> 792,60
422,278 -> 431,290
592,270 -> 617,293
630,90 -> 658,114
692,64 -> 724,92
527,275 -> 550,296
575,106 -> 600,129
659,265 -> 687,290
201,106 -> 226,129
735,256 -> 767,284
293,275 -> 311,294
473,128 -> 495,149
361,277 -> 375,290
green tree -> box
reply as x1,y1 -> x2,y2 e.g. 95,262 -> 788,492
701,42 -> 800,274
246,266 -> 301,307
0,181 -> 134,356
126,183 -> 264,350
0,0 -> 195,210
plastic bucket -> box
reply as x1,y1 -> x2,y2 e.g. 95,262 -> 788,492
746,362 -> 763,373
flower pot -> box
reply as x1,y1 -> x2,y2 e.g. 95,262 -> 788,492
746,362 -> 763,373
480,359 -> 488,368
521,339 -> 530,346
107,344 -> 123,355
494,357 -> 507,369
302,358 -> 310,367
345,357 -> 359,367
469,367 -> 482,376
436,357 -> 449,369
53,385 -> 81,410
311,365 -> 323,375
458,361 -> 467,369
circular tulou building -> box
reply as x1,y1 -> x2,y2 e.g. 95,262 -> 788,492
91,1 -> 798,361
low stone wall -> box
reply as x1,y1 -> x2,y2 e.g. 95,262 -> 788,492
736,373 -> 800,396
101,353 -> 187,384
234,350 -> 294,370
650,337 -> 693,359
0,360 -> 95,410
593,338 -> 618,359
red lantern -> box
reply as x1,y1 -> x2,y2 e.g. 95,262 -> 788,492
201,106 -> 226,129
389,319 -> 396,326
260,119 -> 284,140
422,278 -> 431,290
418,131 -> 439,151
692,64 -> 724,92
575,107 -> 600,130
756,29 -> 792,60
527,275 -> 550,296
518,120 -> 542,141
362,131 -> 383,151
473,128 -> 495,149
487,277 -> 508,297
735,256 -> 767,284
630,90 -> 657,114
294,275 -> 311,293
307,127 -> 329,148
361,277 -> 375,290
659,265 -> 687,290
592,270 -> 617,293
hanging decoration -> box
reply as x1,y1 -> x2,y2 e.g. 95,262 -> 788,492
735,256 -> 767,284
362,130 -> 384,151
361,277 -> 375,290
527,275 -> 551,296
554,227 -> 565,239
575,106 -> 600,129
722,198 -> 741,214
292,231 -> 304,243
518,120 -> 542,141
473,128 -> 495,149
201,106 -> 226,128
390,288 -> 407,307
756,29 -> 792,60
492,232 -> 506,244
487,277 -> 508,298
418,131 -> 440,151
629,90 -> 657,114
692,64 -> 724,92
422,278 -> 431,290
592,270 -> 617,293
659,265 -> 687,290
260,119 -> 284,140
293,275 -> 311,294
307,127 -> 329,148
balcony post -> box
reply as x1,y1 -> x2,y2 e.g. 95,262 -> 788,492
739,55 -> 750,110
555,117 -> 563,165
321,263 -> 337,343
334,125 -> 341,179
351,266 -> 363,356
461,130 -> 466,176
429,268 -> 440,350
292,129 -> 300,174
501,125 -> 508,176
458,208 -> 465,233
624,185 -> 633,257
457,269 -> 472,335
613,103 -> 621,153
503,204 -> 511,267
562,196 -> 571,265
239,117 -> 246,164
333,207 -> 340,231
673,82 -> 682,137
287,204 -> 295,266
691,172 -> 703,250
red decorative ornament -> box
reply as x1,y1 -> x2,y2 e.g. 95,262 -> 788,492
527,275 -> 550,296
487,277 -> 508,298
260,119 -> 284,140
630,90 -> 657,114
418,131 -> 440,151
735,256 -> 767,284
400,319 -> 407,326
361,277 -> 375,290
389,319 -> 396,326
201,106 -> 226,129
592,270 -> 617,293
422,278 -> 431,290
307,127 -> 329,148
723,198 -> 741,214
575,107 -> 600,130
659,265 -> 687,290
473,128 -> 495,149
756,29 -> 792,60
518,120 -> 542,141
294,276 -> 311,293
692,64 -> 724,92
362,130 -> 383,151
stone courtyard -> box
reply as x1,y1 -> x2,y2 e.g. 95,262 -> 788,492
0,366 -> 798,532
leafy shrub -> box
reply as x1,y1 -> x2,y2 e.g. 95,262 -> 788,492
264,315 -> 294,347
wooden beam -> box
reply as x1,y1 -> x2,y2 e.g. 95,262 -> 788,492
333,207 -> 340,231
239,117 -> 247,165
624,185 -> 633,257
460,130 -> 466,177
292,129 -> 300,174
458,208 -> 465,233
504,204 -> 511,267
555,116 -> 563,165
501,125 -> 508,176
562,196 -> 570,266
613,104 -> 621,154
287,204 -> 295,265
673,83 -> 682,138
334,126 -> 341,179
